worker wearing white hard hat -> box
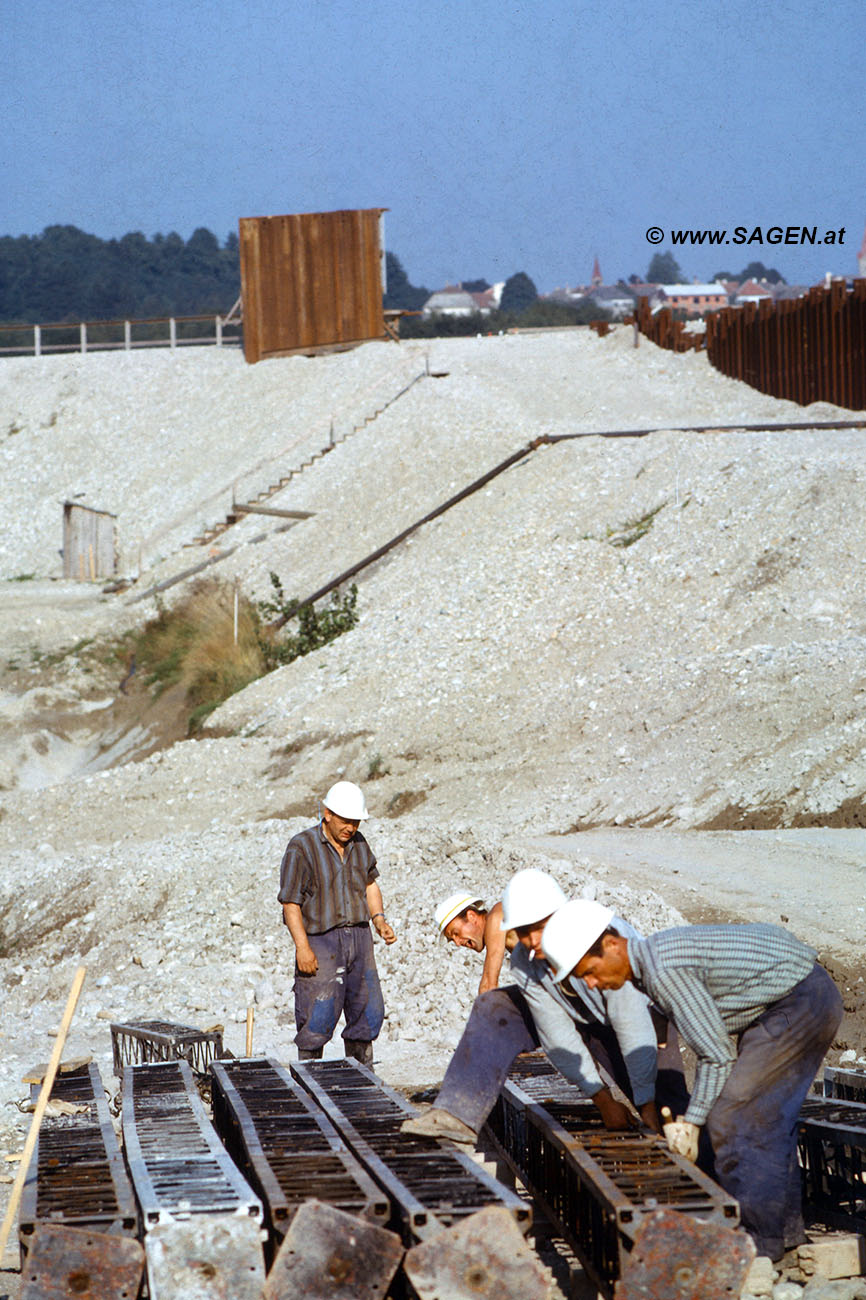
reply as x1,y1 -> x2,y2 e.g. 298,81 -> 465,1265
542,904 -> 843,1262
435,892 -> 486,935
434,892 -> 515,996
401,868 -> 688,1146
278,781 -> 396,1068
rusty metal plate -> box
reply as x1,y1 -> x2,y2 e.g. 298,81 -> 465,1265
20,1223 -> 144,1300
613,1207 -> 755,1300
404,1205 -> 555,1300
264,1199 -> 403,1300
145,1215 -> 264,1300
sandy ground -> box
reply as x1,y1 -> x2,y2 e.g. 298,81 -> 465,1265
1,328 -> 865,1290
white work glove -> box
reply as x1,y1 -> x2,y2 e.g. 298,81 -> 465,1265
661,1107 -> 699,1162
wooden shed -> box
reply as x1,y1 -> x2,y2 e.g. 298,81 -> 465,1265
63,502 -> 116,579
238,207 -> 387,363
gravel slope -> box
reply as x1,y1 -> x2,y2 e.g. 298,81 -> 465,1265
2,326 -> 865,1267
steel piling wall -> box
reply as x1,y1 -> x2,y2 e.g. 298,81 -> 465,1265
634,298 -> 704,353
637,280 -> 866,410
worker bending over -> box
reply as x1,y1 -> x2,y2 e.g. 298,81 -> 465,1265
402,870 -> 688,1144
541,904 -> 843,1262
434,892 -> 516,993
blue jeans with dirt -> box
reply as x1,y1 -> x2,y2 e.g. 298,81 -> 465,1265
436,986 -> 690,1133
705,962 -> 842,1260
293,923 -> 385,1051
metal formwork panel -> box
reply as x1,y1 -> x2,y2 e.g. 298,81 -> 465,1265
823,1065 -> 866,1104
404,1204 -> 554,1300
798,1094 -> 866,1232
210,1058 -> 388,1244
122,1060 -> 262,1229
19,1063 -> 138,1258
110,1020 -> 224,1075
292,1058 -> 530,1244
20,1223 -> 144,1300
263,1199 -> 403,1300
239,208 -> 387,363
484,1053 -> 737,1299
144,1215 -> 265,1300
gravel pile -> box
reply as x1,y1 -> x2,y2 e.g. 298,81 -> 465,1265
0,342 -> 424,575
2,326 -> 865,1251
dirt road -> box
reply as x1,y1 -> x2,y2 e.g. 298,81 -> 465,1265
524,827 -> 866,1047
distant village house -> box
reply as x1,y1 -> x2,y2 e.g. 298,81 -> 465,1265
657,283 -> 729,314
421,283 -> 503,317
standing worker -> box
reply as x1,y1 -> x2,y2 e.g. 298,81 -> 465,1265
278,781 -> 396,1066
541,907 -> 843,1262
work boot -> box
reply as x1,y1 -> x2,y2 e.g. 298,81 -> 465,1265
297,1047 -> 323,1061
343,1039 -> 373,1067
400,1107 -> 477,1146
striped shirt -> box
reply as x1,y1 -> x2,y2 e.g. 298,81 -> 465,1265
627,924 -> 817,1124
278,824 -> 379,935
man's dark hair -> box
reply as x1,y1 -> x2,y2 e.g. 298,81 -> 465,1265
584,925 -> 621,959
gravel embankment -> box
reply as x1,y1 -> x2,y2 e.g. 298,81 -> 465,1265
2,327 -> 866,1272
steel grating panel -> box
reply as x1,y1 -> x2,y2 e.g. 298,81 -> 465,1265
823,1065 -> 866,1104
110,1019 -> 224,1075
19,1063 -> 138,1259
210,1057 -> 388,1245
798,1094 -> 866,1232
291,1058 -> 530,1244
483,1052 -> 738,1298
122,1059 -> 262,1228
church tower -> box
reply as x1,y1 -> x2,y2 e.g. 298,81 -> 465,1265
591,255 -> 602,288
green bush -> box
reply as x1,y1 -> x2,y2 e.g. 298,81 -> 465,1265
257,574 -> 359,669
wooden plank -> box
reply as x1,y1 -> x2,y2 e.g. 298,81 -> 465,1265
232,504 -> 314,520
0,967 -> 87,1264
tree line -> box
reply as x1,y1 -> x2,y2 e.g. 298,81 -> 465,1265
0,225 -> 240,323
0,227 -> 604,332
1,225 -> 781,332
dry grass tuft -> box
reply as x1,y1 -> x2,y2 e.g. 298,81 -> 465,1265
135,580 -> 267,731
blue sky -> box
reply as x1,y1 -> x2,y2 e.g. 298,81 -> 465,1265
3,0 -> 864,292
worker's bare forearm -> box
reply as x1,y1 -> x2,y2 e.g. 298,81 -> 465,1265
478,948 -> 504,993
283,902 -> 317,972
366,880 -> 396,944
478,905 -> 506,992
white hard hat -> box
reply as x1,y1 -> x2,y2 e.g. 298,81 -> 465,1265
500,869 -> 567,931
435,892 -> 485,935
541,900 -> 615,982
323,781 -> 369,820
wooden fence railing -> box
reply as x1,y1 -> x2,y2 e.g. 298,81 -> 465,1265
0,312 -> 242,357
634,279 -> 866,410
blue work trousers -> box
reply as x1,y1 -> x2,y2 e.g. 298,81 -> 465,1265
705,962 -> 843,1261
436,986 -> 689,1133
293,924 -> 385,1050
